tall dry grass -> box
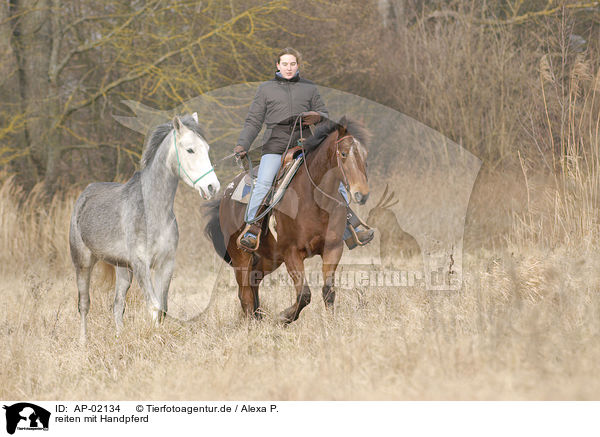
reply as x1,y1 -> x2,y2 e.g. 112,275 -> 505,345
1,167 -> 600,400
511,43 -> 600,250
0,176 -> 75,275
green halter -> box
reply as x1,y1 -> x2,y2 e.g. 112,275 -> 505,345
173,130 -> 215,185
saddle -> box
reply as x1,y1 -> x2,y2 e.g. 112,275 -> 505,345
232,147 -> 305,252
231,146 -> 304,210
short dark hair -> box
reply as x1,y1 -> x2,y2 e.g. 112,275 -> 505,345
277,47 -> 302,64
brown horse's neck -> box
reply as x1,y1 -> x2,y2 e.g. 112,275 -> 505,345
298,132 -> 341,203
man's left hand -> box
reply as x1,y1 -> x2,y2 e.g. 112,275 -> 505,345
302,111 -> 321,125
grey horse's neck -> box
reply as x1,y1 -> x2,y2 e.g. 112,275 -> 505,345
140,130 -> 179,223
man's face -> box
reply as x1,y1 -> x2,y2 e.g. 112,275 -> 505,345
277,54 -> 299,79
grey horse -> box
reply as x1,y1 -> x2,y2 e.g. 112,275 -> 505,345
69,113 -> 220,342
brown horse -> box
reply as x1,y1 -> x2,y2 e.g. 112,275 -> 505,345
205,117 -> 370,323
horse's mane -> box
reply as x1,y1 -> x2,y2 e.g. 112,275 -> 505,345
142,114 -> 206,168
304,116 -> 371,152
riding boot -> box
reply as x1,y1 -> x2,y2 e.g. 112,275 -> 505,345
237,222 -> 262,252
344,207 -> 375,250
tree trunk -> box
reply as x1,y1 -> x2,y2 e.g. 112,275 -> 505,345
12,0 -> 61,191
0,1 -> 18,87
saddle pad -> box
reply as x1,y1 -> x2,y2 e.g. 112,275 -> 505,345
231,166 -> 259,204
230,157 -> 303,210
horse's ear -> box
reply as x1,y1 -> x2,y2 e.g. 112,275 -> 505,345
338,115 -> 348,137
192,112 -> 198,123
173,116 -> 183,132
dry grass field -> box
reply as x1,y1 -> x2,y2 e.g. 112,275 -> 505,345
2,165 -> 600,401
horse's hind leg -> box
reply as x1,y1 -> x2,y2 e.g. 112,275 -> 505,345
280,249 -> 310,324
113,266 -> 133,335
74,257 -> 96,344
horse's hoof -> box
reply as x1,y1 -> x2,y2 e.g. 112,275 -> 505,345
254,308 -> 265,320
277,311 -> 294,325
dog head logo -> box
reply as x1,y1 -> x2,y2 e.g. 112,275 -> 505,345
3,403 -> 50,434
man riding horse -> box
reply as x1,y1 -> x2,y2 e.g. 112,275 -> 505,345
233,47 -> 374,252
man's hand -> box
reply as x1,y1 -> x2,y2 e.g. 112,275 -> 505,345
234,145 -> 246,158
302,111 -> 321,125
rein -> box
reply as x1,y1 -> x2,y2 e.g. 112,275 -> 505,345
241,115 -> 356,223
173,130 -> 215,186
300,131 -> 346,207
300,132 -> 360,208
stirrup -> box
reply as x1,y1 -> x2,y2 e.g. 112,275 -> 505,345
237,224 -> 262,252
351,227 -> 375,246
344,226 -> 375,249
344,206 -> 374,249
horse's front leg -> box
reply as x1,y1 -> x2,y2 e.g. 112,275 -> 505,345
153,255 -> 175,324
234,261 -> 262,319
322,241 -> 344,312
280,248 -> 310,324
133,262 -> 164,325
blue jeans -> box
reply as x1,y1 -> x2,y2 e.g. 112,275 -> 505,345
246,154 -> 351,227
246,154 -> 282,221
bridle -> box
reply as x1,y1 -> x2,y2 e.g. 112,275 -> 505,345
300,128 -> 366,207
240,115 -> 366,222
334,134 -> 355,195
173,129 -> 215,186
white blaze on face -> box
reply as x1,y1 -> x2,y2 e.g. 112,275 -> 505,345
356,139 -> 368,163
342,138 -> 368,200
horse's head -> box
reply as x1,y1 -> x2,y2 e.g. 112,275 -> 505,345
334,118 -> 370,205
172,113 -> 220,199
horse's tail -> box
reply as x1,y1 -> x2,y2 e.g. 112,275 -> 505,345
203,199 -> 231,265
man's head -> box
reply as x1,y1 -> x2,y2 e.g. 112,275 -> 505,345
277,47 -> 301,80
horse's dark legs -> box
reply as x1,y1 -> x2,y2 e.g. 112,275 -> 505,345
250,276 -> 263,320
280,249 -> 310,324
113,265 -> 133,334
235,266 -> 261,319
321,243 -> 343,312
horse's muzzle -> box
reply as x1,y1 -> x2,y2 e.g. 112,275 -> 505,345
354,192 -> 369,205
